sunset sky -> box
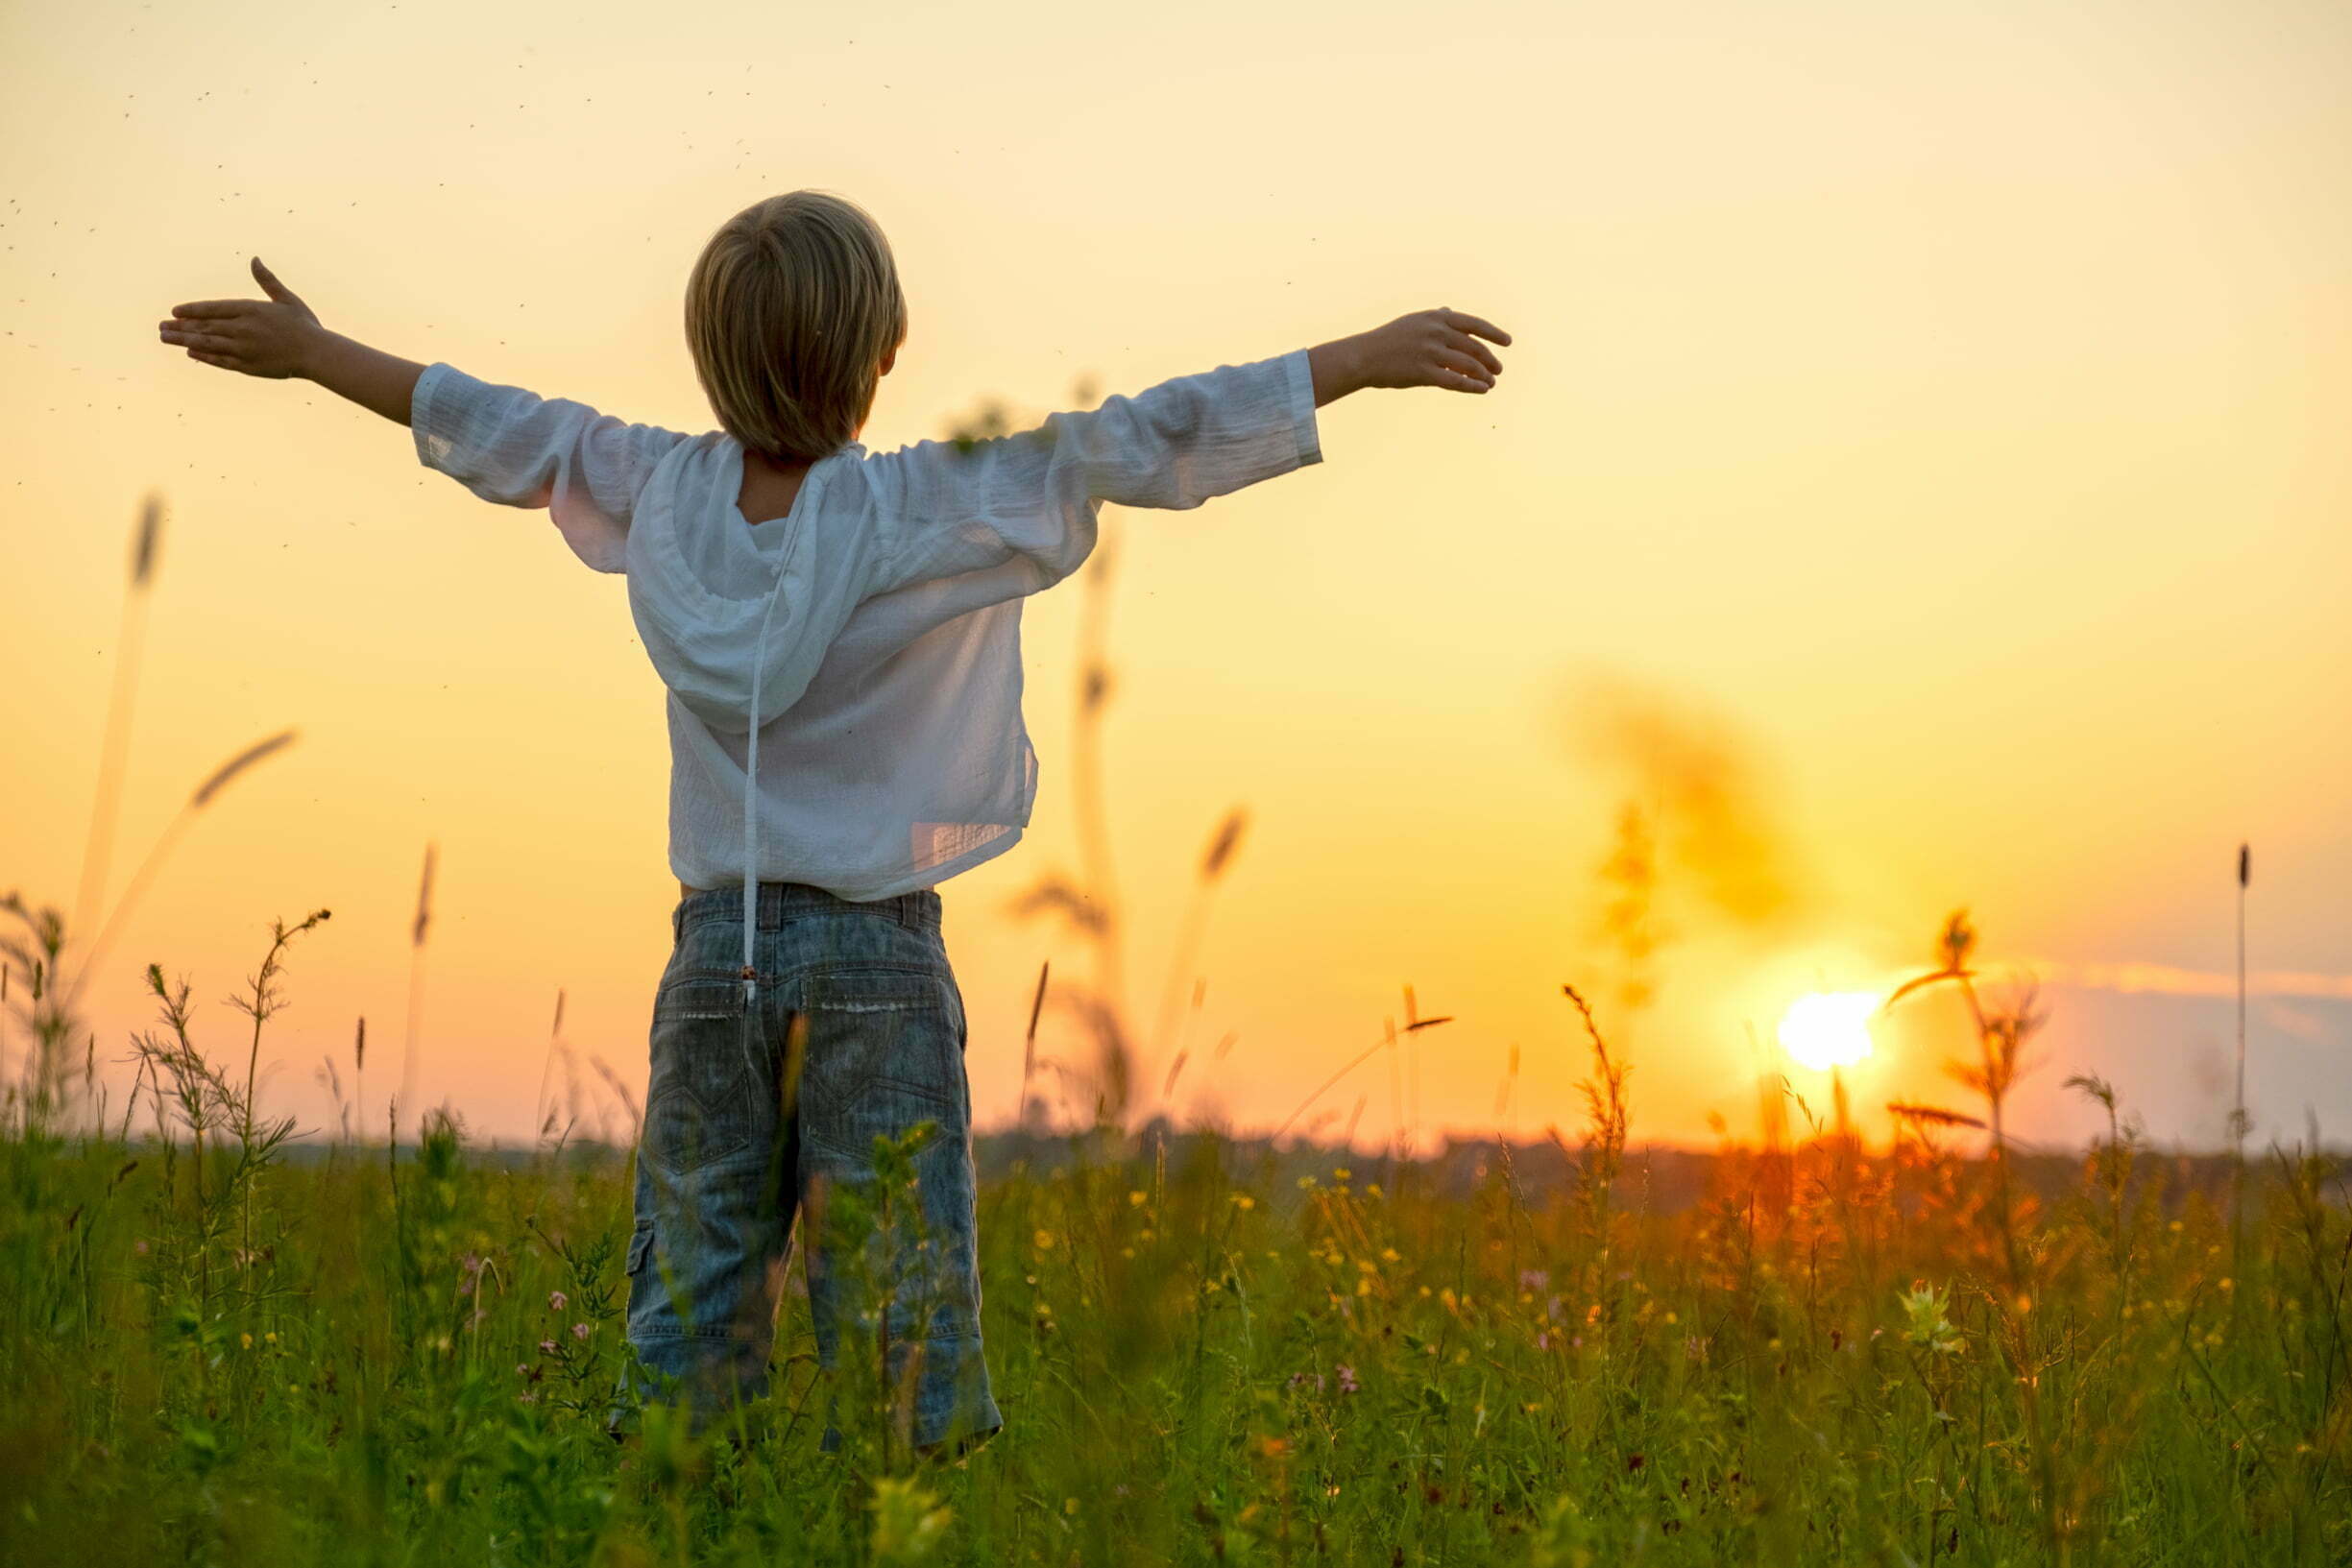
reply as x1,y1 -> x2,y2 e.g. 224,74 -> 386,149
5,0 -> 2347,1154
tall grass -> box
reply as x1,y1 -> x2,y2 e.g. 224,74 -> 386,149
7,449 -> 2345,1568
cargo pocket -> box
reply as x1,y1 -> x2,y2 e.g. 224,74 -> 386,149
643,977 -> 755,1172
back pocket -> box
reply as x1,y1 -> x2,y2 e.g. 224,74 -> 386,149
799,969 -> 965,1156
643,977 -> 755,1172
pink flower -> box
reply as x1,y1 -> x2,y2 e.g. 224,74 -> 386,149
539,1339 -> 558,1356
1518,1268 -> 1550,1293
1335,1363 -> 1359,1395
570,1322 -> 591,1342
547,1291 -> 568,1313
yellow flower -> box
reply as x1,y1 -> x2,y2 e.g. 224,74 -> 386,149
1663,1312 -> 1678,1325
1128,1190 -> 1148,1206
1381,1247 -> 1401,1263
240,1333 -> 254,1350
1033,1229 -> 1055,1250
1232,1194 -> 1256,1211
1333,1168 -> 1351,1181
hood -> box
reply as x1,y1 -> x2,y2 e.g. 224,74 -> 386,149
622,433 -> 873,736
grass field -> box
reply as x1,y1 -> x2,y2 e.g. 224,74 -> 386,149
2,937 -> 2347,1567
8,504 -> 2346,1565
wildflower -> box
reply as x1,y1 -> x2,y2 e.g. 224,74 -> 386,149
1231,1194 -> 1256,1211
517,1390 -> 538,1405
1536,1332 -> 1552,1351
1518,1268 -> 1550,1293
548,1291 -> 569,1313
571,1322 -> 591,1341
264,1331 -> 277,1345
1901,1284 -> 1963,1355
539,1339 -> 558,1356
1032,1229 -> 1055,1250
1128,1190 -> 1148,1206
1381,1247 -> 1401,1263
241,1332 -> 254,1350
1287,1370 -> 1325,1392
1333,1168 -> 1351,1181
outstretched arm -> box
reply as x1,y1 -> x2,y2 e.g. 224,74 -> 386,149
159,257 -> 690,573
865,305 -> 1513,600
159,257 -> 424,423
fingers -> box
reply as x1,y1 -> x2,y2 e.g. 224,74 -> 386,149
184,346 -> 242,372
1448,331 -> 1504,376
158,323 -> 240,352
251,255 -> 298,304
1434,348 -> 1495,390
168,301 -> 255,321
1439,308 -> 1512,348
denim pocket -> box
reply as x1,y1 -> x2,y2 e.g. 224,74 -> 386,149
799,969 -> 965,1155
643,978 -> 754,1171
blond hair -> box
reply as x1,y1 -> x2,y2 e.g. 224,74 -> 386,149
684,191 -> 907,466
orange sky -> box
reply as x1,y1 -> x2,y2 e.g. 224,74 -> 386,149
5,0 -> 2348,1153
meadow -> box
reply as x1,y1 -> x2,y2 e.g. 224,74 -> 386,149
2,901 -> 2348,1565
6,499 -> 2347,1567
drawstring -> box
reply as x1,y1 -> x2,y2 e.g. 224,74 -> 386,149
739,449 -> 812,1015
741,551 -> 788,1012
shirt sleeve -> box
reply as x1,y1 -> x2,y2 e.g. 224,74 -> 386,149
411,362 -> 693,573
861,348 -> 1321,600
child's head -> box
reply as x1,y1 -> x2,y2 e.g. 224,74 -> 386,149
686,191 -> 907,466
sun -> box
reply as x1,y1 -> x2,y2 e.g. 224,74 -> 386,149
1778,991 -> 1879,1072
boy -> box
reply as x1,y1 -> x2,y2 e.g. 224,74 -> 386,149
158,190 -> 1510,1454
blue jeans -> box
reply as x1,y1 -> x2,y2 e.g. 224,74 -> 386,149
615,881 -> 1001,1453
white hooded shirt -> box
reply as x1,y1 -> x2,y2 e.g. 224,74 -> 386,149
411,347 -> 1323,968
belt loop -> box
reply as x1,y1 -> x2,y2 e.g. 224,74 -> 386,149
895,893 -> 917,929
671,900 -> 684,945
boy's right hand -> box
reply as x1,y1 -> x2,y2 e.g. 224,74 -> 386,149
158,257 -> 326,380
1347,307 -> 1512,395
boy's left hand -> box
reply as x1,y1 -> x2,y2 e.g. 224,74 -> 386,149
158,257 -> 324,380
